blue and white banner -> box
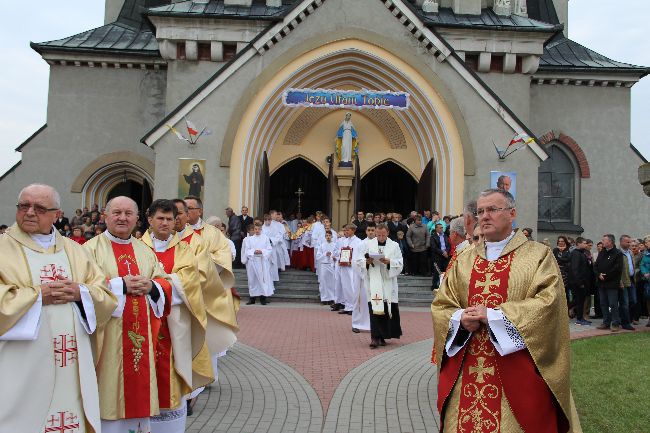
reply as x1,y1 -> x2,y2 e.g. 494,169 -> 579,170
282,88 -> 410,110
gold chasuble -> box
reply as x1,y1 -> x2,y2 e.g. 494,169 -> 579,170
0,224 -> 116,433
141,231 -> 214,409
431,230 -> 582,433
188,222 -> 238,354
84,232 -> 172,421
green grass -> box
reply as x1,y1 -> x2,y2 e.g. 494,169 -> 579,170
571,333 -> 650,433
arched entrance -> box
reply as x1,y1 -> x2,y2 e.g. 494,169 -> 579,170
107,179 -> 153,214
360,161 -> 417,216
269,158 -> 327,217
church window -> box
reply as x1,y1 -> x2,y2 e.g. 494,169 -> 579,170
465,54 -> 479,71
176,42 -> 186,60
490,55 -> 504,73
223,43 -> 237,62
198,43 -> 211,61
538,144 -> 576,223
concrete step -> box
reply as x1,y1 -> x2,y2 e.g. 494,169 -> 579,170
232,268 -> 434,306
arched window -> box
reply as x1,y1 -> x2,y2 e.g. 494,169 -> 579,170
538,145 -> 576,224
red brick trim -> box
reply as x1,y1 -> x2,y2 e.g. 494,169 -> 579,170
538,131 -> 590,179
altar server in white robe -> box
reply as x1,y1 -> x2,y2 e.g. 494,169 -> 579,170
316,229 -> 338,305
262,214 -> 281,281
271,211 -> 291,270
351,223 -> 375,333
311,212 -> 326,279
0,184 -> 117,433
242,222 -> 274,305
355,224 -> 403,348
333,224 -> 362,314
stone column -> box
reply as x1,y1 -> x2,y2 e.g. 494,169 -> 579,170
334,167 -> 355,230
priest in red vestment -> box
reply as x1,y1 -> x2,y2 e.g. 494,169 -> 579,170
84,196 -> 173,433
431,189 -> 582,433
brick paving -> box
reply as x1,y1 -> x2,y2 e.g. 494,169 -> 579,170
187,302 -> 650,432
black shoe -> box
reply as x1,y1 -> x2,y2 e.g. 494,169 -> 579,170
260,296 -> 268,305
246,298 -> 256,305
369,338 -> 380,349
331,303 -> 342,311
186,399 -> 194,416
380,338 -> 386,346
338,310 -> 349,314
352,328 -> 360,333
622,324 -> 635,331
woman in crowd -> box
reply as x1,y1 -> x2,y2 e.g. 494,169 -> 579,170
554,235 -> 573,316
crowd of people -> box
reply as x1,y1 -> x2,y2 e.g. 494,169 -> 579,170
2,182 -> 647,433
0,184 -> 238,433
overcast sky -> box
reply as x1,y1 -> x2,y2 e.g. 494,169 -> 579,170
0,0 -> 648,176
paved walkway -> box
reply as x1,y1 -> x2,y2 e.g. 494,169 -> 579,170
187,302 -> 650,433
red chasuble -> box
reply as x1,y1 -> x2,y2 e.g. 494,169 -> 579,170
109,241 -> 172,418
437,252 -> 559,433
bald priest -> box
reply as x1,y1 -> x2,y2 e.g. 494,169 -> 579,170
0,184 -> 117,433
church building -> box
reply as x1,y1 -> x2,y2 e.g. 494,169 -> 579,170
2,0 -> 648,241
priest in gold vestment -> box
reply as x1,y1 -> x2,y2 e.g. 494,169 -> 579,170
184,196 -> 238,371
84,196 -> 173,433
142,199 -> 214,433
0,184 -> 117,433
431,189 -> 582,433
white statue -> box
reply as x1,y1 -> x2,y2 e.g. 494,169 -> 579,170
336,112 -> 358,167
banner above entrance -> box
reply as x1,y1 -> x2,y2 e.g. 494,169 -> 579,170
282,88 -> 410,110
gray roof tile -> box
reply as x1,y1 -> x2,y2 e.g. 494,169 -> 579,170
418,6 -> 559,32
540,35 -> 648,74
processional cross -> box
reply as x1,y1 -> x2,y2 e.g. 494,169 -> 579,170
295,188 -> 305,215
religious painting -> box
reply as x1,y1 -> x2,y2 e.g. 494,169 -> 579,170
178,159 -> 206,201
490,171 -> 517,198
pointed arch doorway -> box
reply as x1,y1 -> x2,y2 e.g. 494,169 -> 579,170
360,161 -> 417,216
269,158 -> 327,217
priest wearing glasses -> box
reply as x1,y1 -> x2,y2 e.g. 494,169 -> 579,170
431,189 -> 582,433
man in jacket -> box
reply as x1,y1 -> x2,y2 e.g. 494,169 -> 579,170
430,223 -> 451,288
569,237 -> 594,326
225,207 -> 243,268
595,234 -> 624,332
405,215 -> 430,276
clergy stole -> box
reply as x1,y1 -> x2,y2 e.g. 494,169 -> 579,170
152,247 -> 193,410
22,247 -> 92,433
438,252 -> 558,433
111,241 -> 165,419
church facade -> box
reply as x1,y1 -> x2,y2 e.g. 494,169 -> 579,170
2,0 -> 648,241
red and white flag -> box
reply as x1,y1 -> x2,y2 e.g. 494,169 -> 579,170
186,119 -> 199,136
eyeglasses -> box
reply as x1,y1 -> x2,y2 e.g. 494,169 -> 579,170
474,207 -> 513,217
187,207 -> 201,211
16,203 -> 59,215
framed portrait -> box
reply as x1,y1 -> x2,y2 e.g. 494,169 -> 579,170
490,171 -> 517,198
339,247 -> 353,266
178,159 -> 206,201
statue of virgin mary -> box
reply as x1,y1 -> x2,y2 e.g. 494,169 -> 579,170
335,112 -> 359,168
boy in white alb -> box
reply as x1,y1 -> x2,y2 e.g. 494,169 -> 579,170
316,230 -> 338,305
352,223 -> 374,333
261,214 -> 281,282
242,222 -> 274,305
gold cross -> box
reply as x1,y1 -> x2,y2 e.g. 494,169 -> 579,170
469,356 -> 495,383
475,272 -> 500,295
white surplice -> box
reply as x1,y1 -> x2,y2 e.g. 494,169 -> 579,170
334,235 -> 362,311
261,224 -> 280,281
316,240 -> 338,302
354,237 -> 403,316
241,234 -> 274,297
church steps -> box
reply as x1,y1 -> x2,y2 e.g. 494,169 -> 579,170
232,269 -> 434,306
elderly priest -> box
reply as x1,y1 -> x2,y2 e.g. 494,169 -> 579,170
84,196 -> 173,433
0,184 -> 117,433
431,189 -> 582,433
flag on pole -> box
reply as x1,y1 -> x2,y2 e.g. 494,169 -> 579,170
509,133 -> 535,146
185,119 -> 199,136
166,124 -> 188,142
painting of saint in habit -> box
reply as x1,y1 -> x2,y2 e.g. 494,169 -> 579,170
178,159 -> 206,200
